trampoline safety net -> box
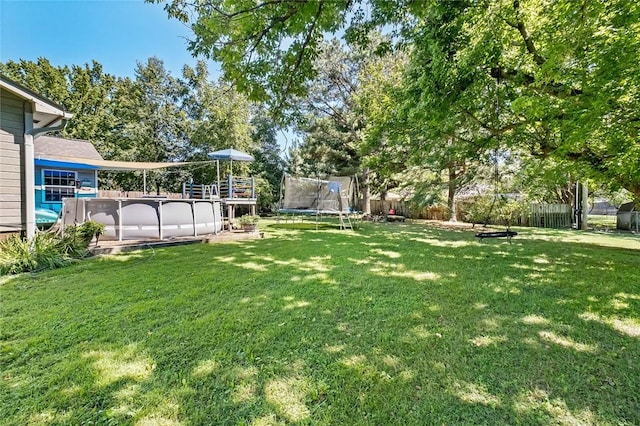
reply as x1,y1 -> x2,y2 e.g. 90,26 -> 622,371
279,175 -> 357,214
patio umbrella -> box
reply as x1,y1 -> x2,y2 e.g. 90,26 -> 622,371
207,148 -> 254,162
207,148 -> 255,189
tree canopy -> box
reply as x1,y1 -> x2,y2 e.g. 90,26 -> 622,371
1,57 -> 263,194
152,0 -> 640,201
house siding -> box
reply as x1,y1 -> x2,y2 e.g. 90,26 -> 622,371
0,89 -> 27,233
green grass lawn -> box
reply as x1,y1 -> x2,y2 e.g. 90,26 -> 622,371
1,221 -> 639,425
588,215 -> 618,230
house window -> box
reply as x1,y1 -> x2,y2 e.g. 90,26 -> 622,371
43,170 -> 76,202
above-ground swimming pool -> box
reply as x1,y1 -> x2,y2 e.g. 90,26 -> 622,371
62,197 -> 223,241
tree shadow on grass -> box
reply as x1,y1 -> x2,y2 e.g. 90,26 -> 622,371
1,221 -> 639,425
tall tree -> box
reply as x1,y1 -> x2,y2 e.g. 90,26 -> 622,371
354,45 -> 410,212
152,0 -> 357,112
291,38 -> 364,172
63,62 -> 119,161
115,57 -> 188,193
291,116 -> 358,177
290,39 -> 367,214
153,0 -> 640,201
0,58 -> 117,146
401,0 -> 640,200
249,105 -> 285,211
1,57 -> 262,196
0,58 -> 70,105
288,38 -> 398,213
181,61 -> 254,186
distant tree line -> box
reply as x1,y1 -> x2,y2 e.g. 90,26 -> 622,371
1,57 -> 284,212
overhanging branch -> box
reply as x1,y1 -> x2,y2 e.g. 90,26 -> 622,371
507,0 -> 545,66
279,1 -> 324,104
489,67 -> 582,98
210,0 -> 306,19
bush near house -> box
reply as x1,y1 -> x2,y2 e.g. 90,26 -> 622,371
0,221 -> 104,275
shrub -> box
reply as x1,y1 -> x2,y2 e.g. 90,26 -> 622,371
0,222 -> 103,275
462,195 -> 529,226
495,198 -> 529,226
462,196 -> 495,225
77,220 -> 105,245
59,226 -> 92,258
0,233 -> 72,275
0,235 -> 33,275
239,215 -> 260,225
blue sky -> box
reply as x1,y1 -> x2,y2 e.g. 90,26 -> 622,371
0,0 -> 218,78
1,0 -> 295,152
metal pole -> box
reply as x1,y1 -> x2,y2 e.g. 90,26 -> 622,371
216,159 -> 221,195
159,200 -> 164,240
143,170 -> 147,195
212,201 -> 218,235
574,182 -> 579,229
118,199 -> 123,242
61,199 -> 66,236
192,200 -> 197,237
251,176 -> 255,199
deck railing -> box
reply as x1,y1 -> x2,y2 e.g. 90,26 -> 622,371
219,176 -> 255,199
181,183 -> 219,200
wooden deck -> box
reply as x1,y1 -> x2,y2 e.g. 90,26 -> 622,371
89,230 -> 264,255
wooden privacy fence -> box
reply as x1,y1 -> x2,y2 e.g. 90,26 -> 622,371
369,199 -> 573,229
530,203 -> 572,228
369,200 -> 408,216
368,200 -> 447,220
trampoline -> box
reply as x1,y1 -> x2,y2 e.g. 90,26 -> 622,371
277,175 -> 359,229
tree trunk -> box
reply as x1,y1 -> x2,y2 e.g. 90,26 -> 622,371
448,166 -> 457,222
581,182 -> 589,231
381,190 -> 388,217
362,168 -> 371,215
626,184 -> 640,203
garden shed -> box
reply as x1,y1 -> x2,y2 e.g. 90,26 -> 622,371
616,202 -> 638,231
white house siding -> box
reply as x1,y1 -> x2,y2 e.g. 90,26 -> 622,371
0,89 -> 27,233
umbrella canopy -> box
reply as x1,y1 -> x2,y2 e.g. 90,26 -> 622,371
207,148 -> 254,190
207,148 -> 254,162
